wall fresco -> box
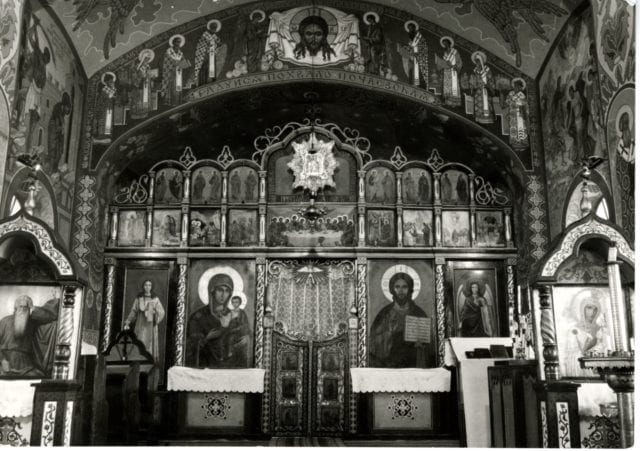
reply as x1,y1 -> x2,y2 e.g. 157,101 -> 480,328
538,7 -> 606,241
81,1 -> 539,171
5,0 -> 85,245
49,0 -> 573,79
591,0 -> 635,239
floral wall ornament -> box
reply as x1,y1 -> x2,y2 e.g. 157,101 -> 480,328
288,133 -> 338,196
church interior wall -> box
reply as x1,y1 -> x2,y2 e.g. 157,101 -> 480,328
0,0 -> 634,447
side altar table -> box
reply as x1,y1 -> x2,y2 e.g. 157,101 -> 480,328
166,367 -> 265,436
350,368 -> 453,436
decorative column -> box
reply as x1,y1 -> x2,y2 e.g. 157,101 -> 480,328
145,207 -> 153,247
469,173 -> 476,206
358,206 -> 366,247
148,171 -> 156,203
538,285 -> 559,381
258,170 -> 267,202
607,247 -> 629,352
434,207 -> 442,247
395,171 -> 402,203
53,286 -> 78,380
357,170 -> 366,203
261,301 -> 274,434
173,256 -> 188,366
506,259 -> 516,341
108,207 -> 118,247
396,206 -> 403,247
221,171 -> 228,203
470,208 -> 477,247
254,258 -> 266,368
259,205 -> 266,247
259,170 -> 267,247
606,245 -> 633,447
101,257 -> 117,352
356,257 -> 368,367
182,170 -> 191,203
220,206 -> 227,246
180,206 -> 189,247
504,207 -> 514,247
348,299 -> 358,434
433,173 -> 441,204
435,257 -> 446,366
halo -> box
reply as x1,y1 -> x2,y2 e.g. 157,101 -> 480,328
404,20 -> 418,32
138,48 -> 155,63
227,292 -> 248,310
615,104 -> 633,133
207,19 -> 222,33
440,36 -> 454,48
381,264 -> 421,302
198,266 -> 244,305
249,9 -> 266,23
363,11 -> 379,25
511,77 -> 526,89
169,34 -> 185,48
471,51 -> 486,65
569,288 -> 605,322
101,71 -> 116,84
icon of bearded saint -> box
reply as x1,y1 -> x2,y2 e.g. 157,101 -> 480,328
265,6 -> 361,67
0,294 -> 59,377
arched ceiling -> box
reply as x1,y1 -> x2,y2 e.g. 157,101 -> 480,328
108,83 -> 525,197
49,0 -> 584,78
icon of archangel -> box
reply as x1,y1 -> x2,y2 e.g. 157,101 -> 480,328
264,6 -> 361,67
287,133 -> 338,195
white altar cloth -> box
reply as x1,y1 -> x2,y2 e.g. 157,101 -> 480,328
349,368 -> 451,393
167,366 -> 265,393
0,380 -> 39,417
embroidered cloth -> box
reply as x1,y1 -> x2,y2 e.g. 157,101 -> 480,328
167,366 -> 265,393
349,367 -> 451,393
0,380 -> 39,416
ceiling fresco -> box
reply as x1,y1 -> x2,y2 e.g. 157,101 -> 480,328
48,0 -> 583,78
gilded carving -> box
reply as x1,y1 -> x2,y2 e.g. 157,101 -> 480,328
101,263 -> 116,352
0,215 -> 73,276
541,218 -> 634,277
356,261 -> 367,367
173,263 -> 188,366
255,262 -> 266,368
435,264 -> 446,365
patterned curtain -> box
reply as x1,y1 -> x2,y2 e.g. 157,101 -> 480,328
267,260 -> 355,340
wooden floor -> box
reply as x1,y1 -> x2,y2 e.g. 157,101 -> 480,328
155,437 -> 461,447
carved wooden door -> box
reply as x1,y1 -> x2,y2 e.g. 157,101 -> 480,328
272,332 -> 348,436
268,260 -> 354,436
